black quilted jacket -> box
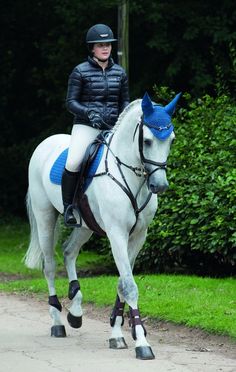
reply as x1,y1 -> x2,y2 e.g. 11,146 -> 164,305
66,56 -> 130,128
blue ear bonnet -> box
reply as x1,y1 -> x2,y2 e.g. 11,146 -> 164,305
141,92 -> 181,141
143,105 -> 174,141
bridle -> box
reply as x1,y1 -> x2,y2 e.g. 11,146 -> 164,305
93,116 -> 170,234
138,115 -> 168,177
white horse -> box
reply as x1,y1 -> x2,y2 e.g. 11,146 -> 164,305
24,92 -> 180,360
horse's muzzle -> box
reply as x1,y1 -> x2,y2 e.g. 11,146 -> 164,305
149,182 -> 169,194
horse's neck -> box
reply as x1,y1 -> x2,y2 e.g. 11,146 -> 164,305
107,104 -> 149,199
111,105 -> 141,166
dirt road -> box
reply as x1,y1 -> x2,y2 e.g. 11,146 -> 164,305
0,293 -> 235,372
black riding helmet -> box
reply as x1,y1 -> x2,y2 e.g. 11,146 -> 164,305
86,24 -> 117,44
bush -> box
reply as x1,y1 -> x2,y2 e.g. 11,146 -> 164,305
135,93 -> 236,275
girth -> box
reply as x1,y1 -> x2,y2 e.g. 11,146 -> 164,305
77,194 -> 106,236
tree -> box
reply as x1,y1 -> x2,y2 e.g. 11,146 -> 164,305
117,1 -> 129,75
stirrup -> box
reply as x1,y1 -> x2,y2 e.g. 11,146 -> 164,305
64,205 -> 81,228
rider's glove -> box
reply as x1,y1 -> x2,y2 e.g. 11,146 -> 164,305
87,110 -> 103,129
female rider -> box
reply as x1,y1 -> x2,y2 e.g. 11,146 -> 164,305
62,24 -> 130,225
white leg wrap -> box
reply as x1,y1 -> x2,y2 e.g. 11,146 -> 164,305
49,306 -> 63,326
135,325 -> 150,347
111,316 -> 124,339
69,291 -> 83,317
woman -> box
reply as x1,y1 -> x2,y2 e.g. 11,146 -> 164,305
62,24 -> 130,225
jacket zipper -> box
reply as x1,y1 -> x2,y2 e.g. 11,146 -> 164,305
103,69 -> 108,118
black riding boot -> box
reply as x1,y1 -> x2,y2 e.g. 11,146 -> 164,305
61,169 -> 79,226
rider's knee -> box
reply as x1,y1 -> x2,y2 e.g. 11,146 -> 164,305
65,159 -> 80,173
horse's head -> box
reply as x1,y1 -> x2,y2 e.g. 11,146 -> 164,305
140,92 -> 181,194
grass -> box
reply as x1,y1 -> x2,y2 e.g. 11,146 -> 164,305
0,220 -> 36,276
0,220 -> 111,276
0,220 -> 236,339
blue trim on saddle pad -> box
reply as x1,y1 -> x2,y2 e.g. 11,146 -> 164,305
49,145 -> 104,191
50,149 -> 69,185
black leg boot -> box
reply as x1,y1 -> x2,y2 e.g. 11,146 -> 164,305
61,169 -> 79,226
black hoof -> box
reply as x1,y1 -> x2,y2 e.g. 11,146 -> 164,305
67,312 -> 82,328
51,325 -> 66,337
109,337 -> 128,349
135,346 -> 155,360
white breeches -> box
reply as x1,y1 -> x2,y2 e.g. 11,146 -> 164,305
65,124 -> 100,172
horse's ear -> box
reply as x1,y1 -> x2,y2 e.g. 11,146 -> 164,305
142,92 -> 154,116
164,92 -> 182,116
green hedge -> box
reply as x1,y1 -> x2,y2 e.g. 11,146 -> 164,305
134,94 -> 236,274
91,93 -> 236,275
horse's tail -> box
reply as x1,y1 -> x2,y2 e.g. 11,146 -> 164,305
24,190 -> 43,269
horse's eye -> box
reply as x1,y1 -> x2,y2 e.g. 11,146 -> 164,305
144,139 -> 152,147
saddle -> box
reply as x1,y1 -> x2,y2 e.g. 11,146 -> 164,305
72,133 -> 108,236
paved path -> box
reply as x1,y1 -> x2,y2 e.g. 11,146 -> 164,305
0,293 -> 235,372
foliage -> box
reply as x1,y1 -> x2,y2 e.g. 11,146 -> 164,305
135,92 -> 236,274
129,0 -> 236,97
0,0 -> 119,147
214,41 -> 236,97
0,275 -> 235,338
0,142 -> 32,217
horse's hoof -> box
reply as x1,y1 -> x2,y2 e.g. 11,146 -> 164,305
67,311 -> 82,328
51,325 -> 66,337
109,337 -> 128,349
135,346 -> 155,360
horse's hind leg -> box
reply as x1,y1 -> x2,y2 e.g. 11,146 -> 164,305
63,227 -> 92,329
32,199 -> 66,337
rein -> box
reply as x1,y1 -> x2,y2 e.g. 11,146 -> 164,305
93,117 -> 167,234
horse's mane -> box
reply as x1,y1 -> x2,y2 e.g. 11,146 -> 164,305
111,99 -> 142,133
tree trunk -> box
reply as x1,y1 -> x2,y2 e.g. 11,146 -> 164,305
117,1 -> 129,76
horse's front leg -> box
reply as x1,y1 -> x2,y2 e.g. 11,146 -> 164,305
108,230 -> 155,359
127,229 -> 155,359
109,294 -> 127,349
63,227 -> 92,329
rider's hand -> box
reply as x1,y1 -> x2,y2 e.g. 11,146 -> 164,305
87,110 -> 103,129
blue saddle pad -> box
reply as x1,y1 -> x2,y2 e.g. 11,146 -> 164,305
49,144 -> 104,191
